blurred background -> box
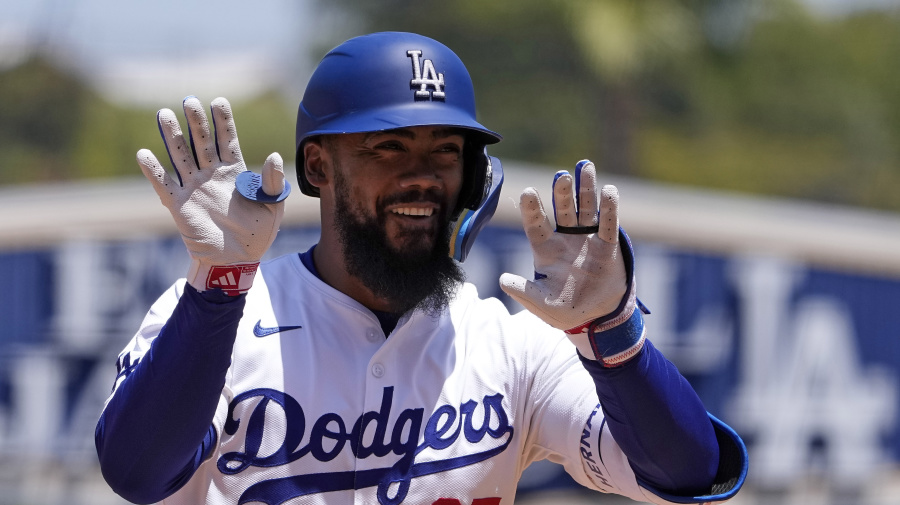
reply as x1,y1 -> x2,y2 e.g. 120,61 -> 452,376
1,0 -> 900,504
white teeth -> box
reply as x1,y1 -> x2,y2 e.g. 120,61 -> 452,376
392,207 -> 434,216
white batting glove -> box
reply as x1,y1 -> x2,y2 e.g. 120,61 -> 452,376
137,96 -> 287,295
499,160 -> 647,367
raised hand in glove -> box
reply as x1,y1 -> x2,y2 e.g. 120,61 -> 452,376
138,96 -> 289,295
499,160 -> 647,367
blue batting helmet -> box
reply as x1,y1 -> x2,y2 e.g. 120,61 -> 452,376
295,32 -> 502,222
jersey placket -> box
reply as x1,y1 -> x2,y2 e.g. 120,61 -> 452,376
354,321 -> 395,505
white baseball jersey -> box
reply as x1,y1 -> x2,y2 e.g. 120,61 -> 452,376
105,253 -> 721,505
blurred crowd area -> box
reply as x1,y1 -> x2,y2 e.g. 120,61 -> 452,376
2,1 -> 900,505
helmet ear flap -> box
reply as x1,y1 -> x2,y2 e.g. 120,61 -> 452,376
449,155 -> 503,262
453,142 -> 489,218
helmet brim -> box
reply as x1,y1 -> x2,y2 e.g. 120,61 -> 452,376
298,102 -> 502,146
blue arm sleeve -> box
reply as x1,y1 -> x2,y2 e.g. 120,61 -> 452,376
580,339 -> 720,496
95,284 -> 243,504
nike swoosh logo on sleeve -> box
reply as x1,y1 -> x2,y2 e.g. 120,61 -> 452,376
253,320 -> 303,338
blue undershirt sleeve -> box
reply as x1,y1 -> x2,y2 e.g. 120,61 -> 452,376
95,284 -> 244,504
580,339 -> 720,496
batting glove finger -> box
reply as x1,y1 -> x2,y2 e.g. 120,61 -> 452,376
210,96 -> 243,165
552,171 -> 577,228
597,183 -> 619,244
137,148 -> 179,208
516,187 -> 555,254
156,107 -> 203,188
575,160 -> 599,228
183,96 -> 219,171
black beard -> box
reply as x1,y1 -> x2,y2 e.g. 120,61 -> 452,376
332,169 -> 465,316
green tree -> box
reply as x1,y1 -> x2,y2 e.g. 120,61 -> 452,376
0,58 -> 295,186
0,57 -> 92,183
638,3 -> 900,209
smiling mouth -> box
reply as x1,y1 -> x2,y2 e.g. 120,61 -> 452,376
391,207 -> 435,217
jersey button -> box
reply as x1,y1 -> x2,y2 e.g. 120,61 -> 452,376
372,363 -> 385,378
367,329 -> 380,343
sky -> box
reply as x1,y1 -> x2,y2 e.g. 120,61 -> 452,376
0,0 -> 897,106
803,0 -> 900,15
0,0 -> 326,105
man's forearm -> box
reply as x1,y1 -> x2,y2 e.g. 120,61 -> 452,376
95,284 -> 243,503
581,339 -> 720,496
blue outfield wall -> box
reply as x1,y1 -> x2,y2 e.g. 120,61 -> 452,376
0,224 -> 897,496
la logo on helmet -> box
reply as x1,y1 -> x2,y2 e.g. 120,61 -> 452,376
407,50 -> 445,101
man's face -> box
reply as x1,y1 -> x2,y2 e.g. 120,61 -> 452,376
321,126 -> 467,314
326,126 -> 465,253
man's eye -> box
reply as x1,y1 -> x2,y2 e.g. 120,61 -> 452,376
437,144 -> 462,154
376,141 -> 405,151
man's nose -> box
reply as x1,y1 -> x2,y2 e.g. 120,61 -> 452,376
398,157 -> 443,191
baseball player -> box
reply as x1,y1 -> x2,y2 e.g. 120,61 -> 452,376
95,32 -> 747,505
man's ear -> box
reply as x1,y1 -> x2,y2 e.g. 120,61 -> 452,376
303,140 -> 329,190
